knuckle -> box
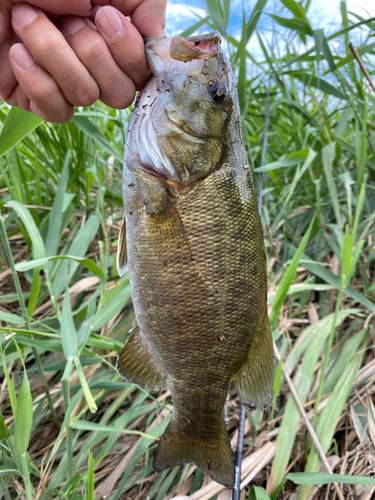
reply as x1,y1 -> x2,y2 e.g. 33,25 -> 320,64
31,80 -> 55,103
79,40 -> 105,67
33,36 -> 60,61
31,100 -> 74,123
1,93 -> 16,106
102,87 -> 135,110
74,80 -> 99,106
56,106 -> 74,123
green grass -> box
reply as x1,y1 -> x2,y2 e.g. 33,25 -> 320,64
1,0 -> 375,498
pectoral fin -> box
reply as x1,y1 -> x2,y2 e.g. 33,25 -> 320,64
116,323 -> 168,391
117,216 -> 127,277
233,309 -> 274,411
136,172 -> 193,262
148,196 -> 192,261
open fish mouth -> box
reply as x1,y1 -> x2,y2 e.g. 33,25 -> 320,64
144,31 -> 222,65
144,31 -> 224,88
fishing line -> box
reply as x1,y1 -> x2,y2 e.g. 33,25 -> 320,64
232,1 -> 276,497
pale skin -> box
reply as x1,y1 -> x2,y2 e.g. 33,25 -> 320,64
0,0 -> 167,122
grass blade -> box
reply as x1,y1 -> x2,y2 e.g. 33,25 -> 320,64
299,353 -> 364,498
14,370 -> 33,457
322,143 -> 341,226
6,201 -> 45,260
0,108 -> 43,157
60,287 -> 78,359
288,472 -> 375,485
270,218 -> 314,328
45,152 -> 71,260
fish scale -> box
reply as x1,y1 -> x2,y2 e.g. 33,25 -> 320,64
116,30 -> 274,487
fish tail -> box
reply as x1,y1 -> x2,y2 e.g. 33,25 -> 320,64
153,418 -> 234,487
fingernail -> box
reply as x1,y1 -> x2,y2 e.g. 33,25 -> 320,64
96,7 -> 124,39
11,44 -> 34,70
63,17 -> 86,37
12,4 -> 38,27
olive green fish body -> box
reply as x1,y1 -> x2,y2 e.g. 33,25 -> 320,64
117,32 -> 273,487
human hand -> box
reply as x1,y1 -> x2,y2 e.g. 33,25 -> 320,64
0,0 -> 166,122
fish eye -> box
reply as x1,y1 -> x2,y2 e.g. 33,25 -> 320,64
208,80 -> 228,104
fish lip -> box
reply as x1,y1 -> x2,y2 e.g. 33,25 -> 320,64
185,31 -> 221,44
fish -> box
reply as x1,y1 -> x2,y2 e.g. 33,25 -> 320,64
116,31 -> 274,488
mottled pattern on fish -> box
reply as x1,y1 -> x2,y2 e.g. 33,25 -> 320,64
116,31 -> 274,487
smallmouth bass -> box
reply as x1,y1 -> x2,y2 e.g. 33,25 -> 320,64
116,31 -> 274,487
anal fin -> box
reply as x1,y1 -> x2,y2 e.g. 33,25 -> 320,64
233,308 -> 274,411
116,324 -> 167,390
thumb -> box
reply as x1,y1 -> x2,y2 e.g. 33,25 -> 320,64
130,0 -> 166,37
89,0 -> 166,37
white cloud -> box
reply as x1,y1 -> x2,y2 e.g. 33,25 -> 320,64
166,3 -> 207,36
345,0 -> 375,17
308,0 -> 375,31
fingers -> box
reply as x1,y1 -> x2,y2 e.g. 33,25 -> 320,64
90,0 -> 166,37
9,43 -> 74,122
94,6 -> 150,90
62,15 -> 138,108
2,0 -> 166,122
11,3 -> 100,107
126,0 -> 167,38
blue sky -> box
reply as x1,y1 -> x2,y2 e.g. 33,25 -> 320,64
165,0 -> 375,47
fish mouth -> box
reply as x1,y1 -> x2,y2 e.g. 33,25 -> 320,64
145,31 -> 221,61
169,31 -> 222,62
144,31 -> 222,75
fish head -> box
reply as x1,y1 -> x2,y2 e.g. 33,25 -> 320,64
125,31 -> 235,187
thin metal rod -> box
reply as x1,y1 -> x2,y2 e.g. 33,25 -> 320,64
258,71 -> 272,213
233,405 -> 246,500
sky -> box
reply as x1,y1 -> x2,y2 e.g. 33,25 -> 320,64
165,0 -> 375,44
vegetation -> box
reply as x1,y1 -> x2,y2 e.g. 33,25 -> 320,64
1,0 -> 375,498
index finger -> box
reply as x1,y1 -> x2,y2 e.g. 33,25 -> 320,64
0,6 -> 17,101
90,0 -> 166,37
